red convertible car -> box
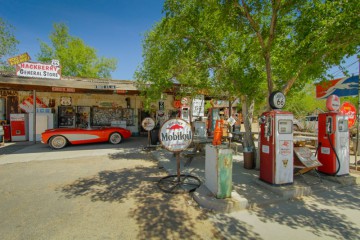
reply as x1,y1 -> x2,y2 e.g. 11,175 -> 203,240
41,126 -> 132,149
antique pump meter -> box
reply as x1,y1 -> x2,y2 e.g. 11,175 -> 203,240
259,91 -> 294,185
317,95 -> 349,176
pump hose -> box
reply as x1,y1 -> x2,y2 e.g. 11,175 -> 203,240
327,133 -> 341,176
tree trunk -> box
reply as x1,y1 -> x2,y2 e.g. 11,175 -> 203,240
241,95 -> 255,151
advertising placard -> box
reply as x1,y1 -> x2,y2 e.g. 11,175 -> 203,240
16,62 -> 61,79
159,118 -> 193,152
191,95 -> 204,117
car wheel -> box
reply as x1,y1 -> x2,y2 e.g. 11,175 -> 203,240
109,132 -> 122,144
49,135 -> 67,149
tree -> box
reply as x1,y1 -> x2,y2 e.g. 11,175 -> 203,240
0,18 -> 19,71
37,23 -> 117,78
136,0 -> 360,150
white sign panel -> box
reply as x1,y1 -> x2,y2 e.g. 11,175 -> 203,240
16,62 -> 61,79
159,118 -> 193,152
191,95 -> 205,117
141,117 -> 155,131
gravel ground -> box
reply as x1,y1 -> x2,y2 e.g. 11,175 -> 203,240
0,145 -> 218,240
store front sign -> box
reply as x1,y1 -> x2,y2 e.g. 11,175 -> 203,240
16,62 -> 61,79
52,87 -> 75,93
95,85 -> 116,89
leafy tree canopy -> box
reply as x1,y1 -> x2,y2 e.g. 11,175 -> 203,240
37,23 -> 117,79
0,18 -> 19,70
136,0 -> 360,109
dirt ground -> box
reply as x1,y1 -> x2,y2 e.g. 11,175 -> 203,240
0,150 -> 219,240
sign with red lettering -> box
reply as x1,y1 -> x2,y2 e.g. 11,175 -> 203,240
7,53 -> 31,66
340,102 -> 357,128
16,62 -> 61,79
160,118 -> 193,152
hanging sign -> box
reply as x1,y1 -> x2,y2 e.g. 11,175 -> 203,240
159,118 -> 193,152
191,95 -> 204,117
339,102 -> 356,128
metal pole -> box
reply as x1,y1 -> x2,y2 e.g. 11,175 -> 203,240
356,57 -> 360,168
33,90 -> 36,144
176,152 -> 180,182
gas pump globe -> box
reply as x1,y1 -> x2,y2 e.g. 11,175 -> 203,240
259,91 -> 294,185
317,95 -> 349,176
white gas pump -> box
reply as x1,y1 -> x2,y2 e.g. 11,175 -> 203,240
317,95 -> 349,176
259,91 -> 294,185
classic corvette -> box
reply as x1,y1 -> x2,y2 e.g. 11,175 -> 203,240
41,126 -> 132,149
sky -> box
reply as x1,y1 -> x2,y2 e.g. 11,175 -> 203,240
0,0 -> 358,81
0,0 -> 165,80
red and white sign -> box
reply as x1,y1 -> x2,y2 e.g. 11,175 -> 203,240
326,95 -> 340,111
19,95 -> 48,113
159,118 -> 193,152
340,102 -> 357,128
16,62 -> 61,79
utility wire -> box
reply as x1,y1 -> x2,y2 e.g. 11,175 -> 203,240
328,60 -> 358,77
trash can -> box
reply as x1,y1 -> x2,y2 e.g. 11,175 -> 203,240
150,128 -> 159,145
243,147 -> 255,169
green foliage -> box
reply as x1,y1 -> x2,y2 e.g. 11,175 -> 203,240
37,23 -> 117,78
0,18 -> 19,71
136,0 -> 359,111
284,84 -> 326,118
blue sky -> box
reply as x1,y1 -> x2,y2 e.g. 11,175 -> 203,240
1,0 -> 358,81
0,0 -> 165,80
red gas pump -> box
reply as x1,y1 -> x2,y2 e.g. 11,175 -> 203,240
317,95 -> 349,176
259,92 -> 294,185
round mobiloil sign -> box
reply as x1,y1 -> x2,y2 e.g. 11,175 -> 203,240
141,117 -> 155,131
159,118 -> 193,152
326,94 -> 340,111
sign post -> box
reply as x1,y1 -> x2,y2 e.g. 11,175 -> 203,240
141,117 -> 155,150
157,118 -> 201,193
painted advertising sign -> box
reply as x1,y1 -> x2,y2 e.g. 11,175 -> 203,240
141,117 -> 155,131
316,75 -> 359,99
16,62 -> 61,79
19,95 -> 48,113
340,102 -> 357,128
7,52 -> 31,66
159,118 -> 193,152
191,95 -> 205,117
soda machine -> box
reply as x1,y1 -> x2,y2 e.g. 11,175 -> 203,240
10,113 -> 29,141
317,95 -> 349,176
259,91 -> 294,185
29,108 -> 54,141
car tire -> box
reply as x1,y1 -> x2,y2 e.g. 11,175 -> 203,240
109,132 -> 122,144
49,135 -> 67,149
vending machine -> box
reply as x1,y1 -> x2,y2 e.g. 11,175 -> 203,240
317,95 -> 349,176
29,109 -> 54,141
10,113 -> 29,141
259,92 -> 294,185
58,106 -> 76,128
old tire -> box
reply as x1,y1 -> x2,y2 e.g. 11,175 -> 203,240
49,135 -> 67,149
109,132 -> 122,144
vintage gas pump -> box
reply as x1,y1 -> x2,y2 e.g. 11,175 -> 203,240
259,91 -> 294,185
317,95 -> 349,176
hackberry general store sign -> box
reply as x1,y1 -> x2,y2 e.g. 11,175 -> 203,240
160,118 -> 193,152
16,61 -> 61,79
